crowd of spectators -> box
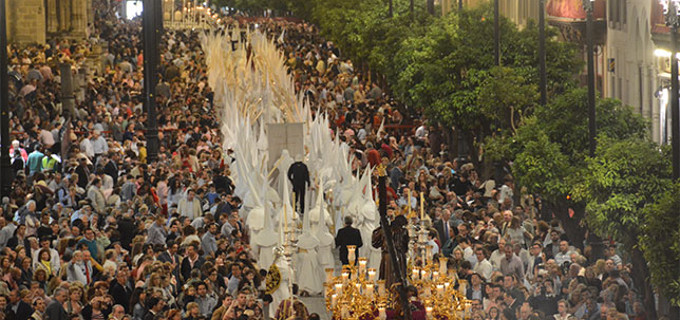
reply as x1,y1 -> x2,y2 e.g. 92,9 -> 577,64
0,0 -> 649,319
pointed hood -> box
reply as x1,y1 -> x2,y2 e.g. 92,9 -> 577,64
252,179 -> 278,247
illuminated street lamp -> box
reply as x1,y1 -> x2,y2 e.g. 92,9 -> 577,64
660,0 -> 680,180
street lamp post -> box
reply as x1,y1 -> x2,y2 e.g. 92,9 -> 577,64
0,0 -> 10,197
583,0 -> 596,157
538,0 -> 547,105
143,0 -> 160,163
660,2 -> 680,318
661,0 -> 680,181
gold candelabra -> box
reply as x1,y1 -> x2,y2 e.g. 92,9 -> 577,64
325,241 -> 472,319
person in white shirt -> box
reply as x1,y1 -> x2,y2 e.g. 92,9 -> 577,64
80,134 -> 95,159
91,130 -> 109,160
427,229 -> 439,256
473,248 -> 493,281
553,299 -> 572,320
554,240 -> 573,267
178,189 -> 202,221
490,238 -> 507,272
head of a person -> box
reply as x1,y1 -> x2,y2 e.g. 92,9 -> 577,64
504,242 -> 514,259
196,282 -> 207,297
111,304 -> 125,319
231,263 -> 242,278
559,240 -> 569,254
84,228 -> 95,240
236,290 -> 249,307
557,299 -> 568,315
344,216 -> 353,227
53,287 -> 68,304
475,248 -> 486,262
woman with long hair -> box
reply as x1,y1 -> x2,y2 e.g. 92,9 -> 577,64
129,287 -> 147,320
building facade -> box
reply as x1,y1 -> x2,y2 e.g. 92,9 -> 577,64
6,0 -> 92,44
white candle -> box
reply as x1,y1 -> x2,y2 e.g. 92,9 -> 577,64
412,268 -> 419,280
341,271 -> 349,283
432,271 -> 439,279
366,283 -> 374,298
331,294 -> 337,308
426,306 -> 433,319
368,269 -> 377,282
334,283 -> 343,293
358,258 -> 367,274
378,307 -> 387,320
436,284 -> 444,296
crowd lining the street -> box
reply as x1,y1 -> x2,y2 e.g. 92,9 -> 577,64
0,1 -> 652,320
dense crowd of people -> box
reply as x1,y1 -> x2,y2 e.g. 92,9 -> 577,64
0,1 -> 651,320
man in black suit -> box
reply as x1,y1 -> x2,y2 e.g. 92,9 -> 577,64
109,266 -> 133,313
44,288 -> 68,320
157,240 -> 181,288
181,243 -> 205,284
6,289 -> 33,320
288,158 -> 310,215
433,209 -> 451,246
335,216 -> 363,265
143,297 -> 165,320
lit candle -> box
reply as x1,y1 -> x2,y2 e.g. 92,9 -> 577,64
378,306 -> 387,320
412,268 -> 419,280
341,271 -> 349,283
358,258 -> 367,275
331,294 -> 337,307
334,283 -> 343,293
354,283 -> 361,293
426,306 -> 433,319
432,271 -> 439,279
421,269 -> 428,280
368,269 -> 377,282
420,192 -> 424,220
444,282 -> 450,291
436,284 -> 444,296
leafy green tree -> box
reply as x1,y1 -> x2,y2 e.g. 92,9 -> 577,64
486,88 -> 648,243
641,182 -> 680,307
572,138 -> 670,318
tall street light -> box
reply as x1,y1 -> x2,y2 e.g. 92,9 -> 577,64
583,0 -> 596,157
0,0 -> 11,197
661,0 -> 680,181
538,0 -> 547,105
143,0 -> 161,163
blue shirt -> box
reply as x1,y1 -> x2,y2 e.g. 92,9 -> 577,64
26,151 -> 44,174
77,238 -> 99,261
